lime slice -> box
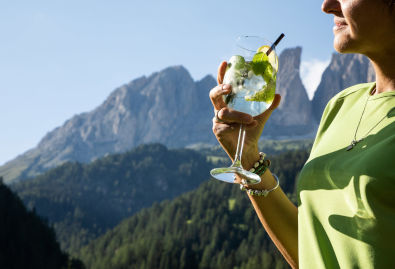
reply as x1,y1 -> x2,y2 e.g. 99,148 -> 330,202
257,45 -> 278,72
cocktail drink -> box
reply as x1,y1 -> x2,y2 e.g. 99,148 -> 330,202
210,35 -> 283,184
223,45 -> 278,115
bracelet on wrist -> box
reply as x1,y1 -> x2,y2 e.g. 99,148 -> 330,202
240,173 -> 280,197
248,152 -> 271,176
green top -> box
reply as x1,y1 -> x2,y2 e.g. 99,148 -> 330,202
297,82 -> 395,268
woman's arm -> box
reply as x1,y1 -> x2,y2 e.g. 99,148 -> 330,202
244,165 -> 298,268
210,61 -> 298,268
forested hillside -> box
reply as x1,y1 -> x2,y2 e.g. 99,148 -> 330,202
78,150 -> 308,269
13,144 -> 212,254
0,177 -> 84,269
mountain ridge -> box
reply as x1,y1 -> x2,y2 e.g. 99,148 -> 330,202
312,52 -> 375,121
0,49 -> 374,184
0,66 -> 217,183
266,47 -> 316,136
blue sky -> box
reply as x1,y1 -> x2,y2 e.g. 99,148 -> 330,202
0,0 -> 335,165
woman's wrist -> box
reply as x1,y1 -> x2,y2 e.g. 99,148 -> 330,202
241,152 -> 278,191
240,173 -> 279,197
246,169 -> 278,191
240,150 -> 261,170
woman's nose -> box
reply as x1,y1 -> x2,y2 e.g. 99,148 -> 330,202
321,0 -> 341,14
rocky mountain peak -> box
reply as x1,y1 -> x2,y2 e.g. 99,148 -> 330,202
0,50 -> 375,184
0,65 -> 217,183
266,47 -> 315,136
278,47 -> 302,75
312,53 -> 374,121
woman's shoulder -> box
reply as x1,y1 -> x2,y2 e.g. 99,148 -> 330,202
330,82 -> 376,102
320,82 -> 375,117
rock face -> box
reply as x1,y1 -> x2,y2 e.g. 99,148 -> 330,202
312,53 -> 375,121
265,47 -> 316,136
0,51 -> 376,184
0,66 -> 217,183
0,52 -> 317,184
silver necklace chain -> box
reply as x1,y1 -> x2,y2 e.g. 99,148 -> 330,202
346,88 -> 388,151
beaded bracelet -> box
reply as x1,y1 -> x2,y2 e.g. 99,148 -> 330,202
240,173 -> 280,197
249,152 -> 271,176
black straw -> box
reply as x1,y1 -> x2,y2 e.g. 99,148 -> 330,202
266,33 -> 285,56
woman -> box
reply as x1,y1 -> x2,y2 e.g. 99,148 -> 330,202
209,0 -> 395,268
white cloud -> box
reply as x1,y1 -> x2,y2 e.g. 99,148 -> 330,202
300,59 -> 330,100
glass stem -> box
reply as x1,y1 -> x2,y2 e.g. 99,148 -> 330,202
231,124 -> 246,168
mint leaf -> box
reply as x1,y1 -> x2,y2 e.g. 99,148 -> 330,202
244,79 -> 276,103
263,63 -> 274,83
251,52 -> 269,76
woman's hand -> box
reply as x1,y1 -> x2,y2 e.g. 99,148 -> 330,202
209,61 -> 281,169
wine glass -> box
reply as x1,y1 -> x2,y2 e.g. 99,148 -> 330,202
210,34 -> 283,185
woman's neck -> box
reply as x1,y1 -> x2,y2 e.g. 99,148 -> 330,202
369,51 -> 395,94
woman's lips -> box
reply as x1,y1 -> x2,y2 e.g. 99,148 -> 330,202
333,19 -> 347,31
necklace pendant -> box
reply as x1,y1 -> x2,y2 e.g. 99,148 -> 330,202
346,139 -> 363,151
346,140 -> 356,151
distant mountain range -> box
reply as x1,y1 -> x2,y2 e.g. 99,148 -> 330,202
265,47 -> 315,136
312,53 -> 375,121
0,49 -> 374,184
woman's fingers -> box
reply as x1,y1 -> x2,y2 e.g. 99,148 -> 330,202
210,61 -> 230,111
217,61 -> 228,84
212,119 -> 236,135
212,118 -> 257,136
254,94 -> 281,122
209,84 -> 232,111
268,94 -> 281,111
217,107 -> 254,124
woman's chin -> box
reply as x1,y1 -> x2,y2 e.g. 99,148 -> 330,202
333,35 -> 356,54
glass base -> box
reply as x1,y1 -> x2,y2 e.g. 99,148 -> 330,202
210,166 -> 261,185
